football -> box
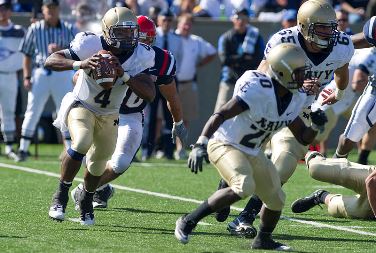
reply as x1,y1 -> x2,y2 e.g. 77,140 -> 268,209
93,50 -> 116,90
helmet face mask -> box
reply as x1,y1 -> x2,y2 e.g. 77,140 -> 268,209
267,43 -> 308,93
102,7 -> 139,52
307,22 -> 338,49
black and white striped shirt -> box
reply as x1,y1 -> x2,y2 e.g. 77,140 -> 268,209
19,19 -> 77,67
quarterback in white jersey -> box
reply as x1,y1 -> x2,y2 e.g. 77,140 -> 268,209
44,7 -> 155,226
174,43 -> 327,251
226,0 -> 354,237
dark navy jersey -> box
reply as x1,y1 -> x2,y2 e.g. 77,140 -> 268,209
119,45 -> 176,114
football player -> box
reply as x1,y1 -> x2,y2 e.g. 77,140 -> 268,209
290,151 -> 376,219
174,43 -> 327,251
312,47 -> 376,157
221,0 -> 355,237
44,7 -> 155,225
70,15 -> 187,209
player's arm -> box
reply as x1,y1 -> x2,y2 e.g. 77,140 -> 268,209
22,55 -> 33,91
159,79 -> 183,122
351,32 -> 372,49
322,63 -> 349,105
126,73 -> 156,102
365,170 -> 376,218
44,49 -> 100,71
352,67 -> 369,92
288,109 -> 328,146
188,96 -> 248,173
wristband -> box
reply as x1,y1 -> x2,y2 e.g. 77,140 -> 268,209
72,61 -> 82,71
334,88 -> 345,100
121,72 -> 130,83
197,136 -> 209,145
174,120 -> 183,126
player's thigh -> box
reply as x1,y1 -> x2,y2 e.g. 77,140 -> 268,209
250,152 -> 285,211
308,156 -> 373,194
344,93 -> 376,142
315,108 -> 338,142
271,127 -> 307,184
208,139 -> 255,199
110,113 -> 143,172
327,194 -> 373,219
86,113 -> 119,176
68,106 -> 95,154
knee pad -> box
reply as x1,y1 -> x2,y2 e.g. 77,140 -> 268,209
263,187 -> 285,211
230,174 -> 255,199
272,150 -> 298,184
67,148 -> 85,161
86,159 -> 107,176
110,153 -> 133,174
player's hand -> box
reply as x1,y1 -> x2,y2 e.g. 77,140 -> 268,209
80,54 -> 101,70
188,143 -> 209,174
172,121 -> 188,145
310,109 -> 328,132
321,89 -> 337,105
108,55 -> 124,77
23,79 -> 32,91
302,78 -> 321,95
48,43 -> 62,54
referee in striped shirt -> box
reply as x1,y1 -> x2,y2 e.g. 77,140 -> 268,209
15,0 -> 78,162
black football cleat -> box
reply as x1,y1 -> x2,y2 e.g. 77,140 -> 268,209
93,184 -> 115,209
227,211 -> 257,238
252,232 -> 291,251
291,189 -> 328,213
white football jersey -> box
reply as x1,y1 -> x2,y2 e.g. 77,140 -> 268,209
69,32 -> 155,115
312,48 -> 376,115
265,26 -> 354,106
212,70 -> 308,156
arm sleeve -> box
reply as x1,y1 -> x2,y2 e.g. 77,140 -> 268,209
19,25 -> 35,57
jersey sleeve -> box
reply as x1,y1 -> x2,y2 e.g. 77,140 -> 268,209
336,32 -> 354,68
68,32 -> 102,60
153,47 -> 176,85
197,36 -> 216,59
357,50 -> 376,75
264,31 -> 283,58
126,43 -> 155,76
233,71 -> 262,110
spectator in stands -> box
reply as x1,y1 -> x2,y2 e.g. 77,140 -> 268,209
336,8 -> 352,34
138,0 -> 168,16
334,0 -> 367,23
148,6 -> 161,24
214,8 -> 264,112
172,0 -> 197,17
174,13 -> 216,159
195,0 -> 250,20
142,9 -> 182,160
281,9 -> 297,29
366,0 -> 376,18
73,2 -> 97,32
256,0 -> 302,22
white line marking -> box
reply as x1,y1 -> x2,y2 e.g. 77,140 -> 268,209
313,185 -> 344,189
1,162 -> 376,237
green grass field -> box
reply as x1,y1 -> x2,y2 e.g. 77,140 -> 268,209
1,144 -> 376,252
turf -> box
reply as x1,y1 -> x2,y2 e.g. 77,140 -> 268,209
1,144 -> 376,252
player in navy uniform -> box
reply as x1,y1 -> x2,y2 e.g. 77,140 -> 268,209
45,7 -> 155,225
71,15 -> 187,209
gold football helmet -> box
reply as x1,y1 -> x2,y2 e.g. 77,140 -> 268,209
266,43 -> 308,92
102,7 -> 139,51
297,0 -> 338,50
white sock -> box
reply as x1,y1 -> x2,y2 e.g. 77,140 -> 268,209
5,145 -> 12,154
19,138 -> 31,152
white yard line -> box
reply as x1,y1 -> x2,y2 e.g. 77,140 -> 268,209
1,162 -> 376,237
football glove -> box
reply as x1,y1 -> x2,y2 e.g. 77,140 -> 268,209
188,143 -> 210,174
172,121 -> 188,145
310,109 -> 328,132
